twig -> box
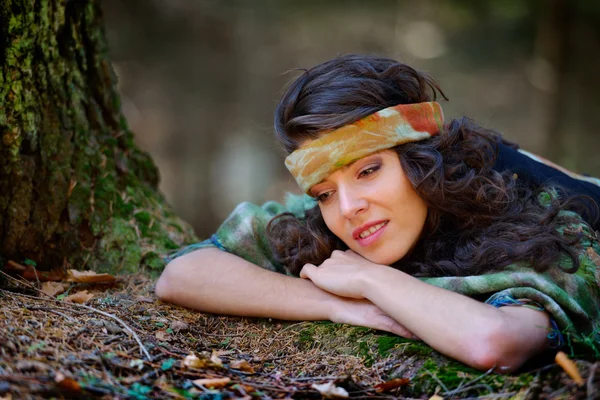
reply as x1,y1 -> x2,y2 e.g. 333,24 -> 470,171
420,369 -> 449,393
587,362 -> 598,400
203,332 -> 245,337
289,375 -> 339,382
25,305 -> 92,315
1,269 -> 47,295
25,306 -> 75,322
444,383 -> 495,397
266,321 -> 309,344
443,365 -> 496,397
462,391 -> 517,399
0,286 -> 152,361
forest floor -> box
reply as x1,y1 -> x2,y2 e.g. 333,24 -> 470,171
0,271 -> 598,400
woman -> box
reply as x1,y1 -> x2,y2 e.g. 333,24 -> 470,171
155,55 -> 600,373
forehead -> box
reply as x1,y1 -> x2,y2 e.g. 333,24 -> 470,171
309,150 -> 396,188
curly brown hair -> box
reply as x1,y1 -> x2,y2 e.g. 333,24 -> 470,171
267,54 -> 589,277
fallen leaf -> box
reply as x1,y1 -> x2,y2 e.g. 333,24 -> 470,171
41,282 -> 68,297
210,350 -> 223,367
66,269 -> 116,284
103,321 -> 123,334
22,265 -> 63,281
129,359 -> 145,371
63,290 -> 94,304
170,320 -> 189,333
374,378 -> 410,392
192,377 -> 231,389
555,351 -> 584,386
6,260 -> 26,273
55,372 -> 81,394
429,396 -> 444,400
155,330 -> 171,341
183,354 -> 208,369
311,382 -> 349,398
230,359 -> 255,373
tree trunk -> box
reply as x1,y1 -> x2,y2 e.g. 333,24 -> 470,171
0,0 -> 196,274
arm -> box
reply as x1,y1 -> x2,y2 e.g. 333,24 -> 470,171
361,266 -> 550,372
155,248 -> 415,337
300,250 -> 551,372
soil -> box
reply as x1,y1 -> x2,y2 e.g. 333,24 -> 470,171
0,272 -> 597,399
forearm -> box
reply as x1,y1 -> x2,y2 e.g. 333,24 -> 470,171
155,248 -> 336,321
361,266 -> 550,371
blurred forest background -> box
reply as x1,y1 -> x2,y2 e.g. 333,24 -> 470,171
102,0 -> 600,239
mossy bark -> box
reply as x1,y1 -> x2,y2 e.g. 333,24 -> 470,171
0,0 -> 196,274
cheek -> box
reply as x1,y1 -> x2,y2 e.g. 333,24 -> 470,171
320,207 -> 342,237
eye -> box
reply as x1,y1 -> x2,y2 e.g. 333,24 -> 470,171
316,191 -> 333,203
358,164 -> 380,178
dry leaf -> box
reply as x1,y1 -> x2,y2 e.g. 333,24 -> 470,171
230,359 -> 255,373
41,282 -> 67,297
130,359 -> 145,371
555,351 -> 584,386
66,269 -> 116,284
6,260 -> 26,273
155,330 -> 171,341
429,396 -> 444,400
192,377 -> 230,389
311,382 -> 349,398
63,290 -> 94,304
183,354 -> 208,369
170,320 -> 189,333
22,265 -> 63,281
374,378 -> 410,392
55,372 -> 82,394
210,350 -> 223,367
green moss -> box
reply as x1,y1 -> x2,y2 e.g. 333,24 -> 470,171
298,326 -> 316,346
142,252 -> 164,272
377,336 -> 404,356
357,340 -> 374,367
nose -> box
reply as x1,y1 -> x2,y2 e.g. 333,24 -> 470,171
338,185 -> 368,220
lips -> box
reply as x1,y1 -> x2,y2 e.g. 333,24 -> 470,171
352,220 -> 389,240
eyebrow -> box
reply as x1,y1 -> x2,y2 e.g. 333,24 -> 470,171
309,154 -> 383,195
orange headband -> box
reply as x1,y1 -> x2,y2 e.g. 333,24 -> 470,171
285,102 -> 445,194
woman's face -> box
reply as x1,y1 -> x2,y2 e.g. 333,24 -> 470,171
309,149 -> 428,265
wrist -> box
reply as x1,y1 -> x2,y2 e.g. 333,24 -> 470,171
298,277 -> 344,321
359,264 -> 396,301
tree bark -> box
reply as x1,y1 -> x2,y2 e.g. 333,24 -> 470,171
0,0 -> 196,274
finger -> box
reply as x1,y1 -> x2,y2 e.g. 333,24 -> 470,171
299,264 -> 317,279
380,318 -> 415,339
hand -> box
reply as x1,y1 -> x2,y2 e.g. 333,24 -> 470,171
300,249 -> 381,299
330,296 -> 418,340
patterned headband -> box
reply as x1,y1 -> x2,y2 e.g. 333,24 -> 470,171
285,101 -> 445,194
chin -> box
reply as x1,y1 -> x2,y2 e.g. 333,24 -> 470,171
361,250 -> 405,266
